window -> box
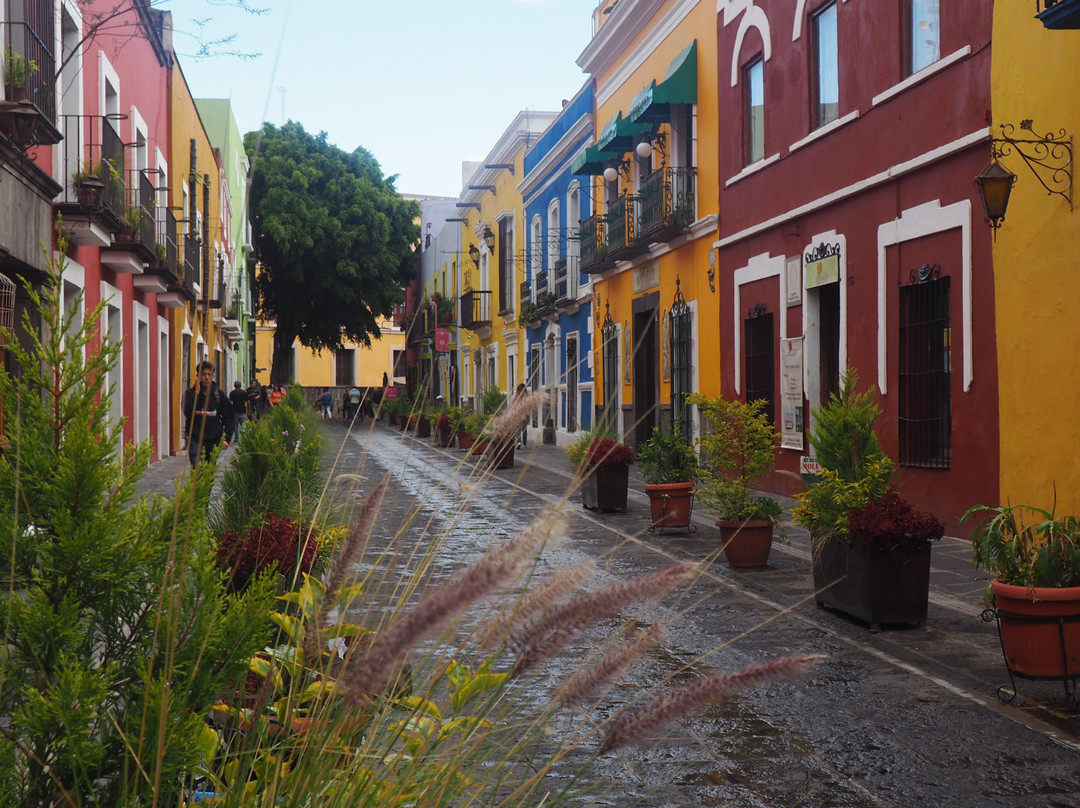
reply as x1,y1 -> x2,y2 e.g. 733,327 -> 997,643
498,218 -> 514,314
601,308 -> 619,429
898,271 -> 950,468
669,288 -> 693,439
908,0 -> 939,75
744,57 -> 765,164
335,349 -> 355,386
743,306 -> 774,424
812,2 -> 839,128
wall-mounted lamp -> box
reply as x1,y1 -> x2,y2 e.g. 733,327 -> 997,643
602,158 -> 631,184
634,134 -> 666,161
0,100 -> 44,160
468,243 -> 480,269
975,121 -> 1072,235
482,226 -> 495,253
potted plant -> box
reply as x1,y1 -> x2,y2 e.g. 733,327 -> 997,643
428,400 -> 452,447
71,162 -> 106,207
3,46 -> 37,100
962,497 -> 1080,688
793,369 -> 943,631
568,428 -> 633,513
474,386 -> 514,469
518,301 -> 542,329
636,426 -> 698,533
688,394 -> 782,567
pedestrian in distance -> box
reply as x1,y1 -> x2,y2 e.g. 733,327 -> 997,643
229,380 -> 249,443
247,379 -> 263,420
269,385 -> 285,408
319,388 -> 333,419
346,384 -> 361,421
182,361 -> 235,468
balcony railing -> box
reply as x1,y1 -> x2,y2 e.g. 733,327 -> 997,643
520,280 -> 531,306
579,214 -> 612,274
606,194 -> 646,261
109,171 -> 157,262
460,289 -> 492,330
392,303 -> 407,330
553,257 -> 568,301
3,19 -> 58,123
58,115 -> 127,230
183,231 -> 200,298
145,207 -> 181,285
638,167 -> 696,244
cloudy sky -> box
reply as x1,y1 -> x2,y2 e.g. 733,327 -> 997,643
171,0 -> 596,198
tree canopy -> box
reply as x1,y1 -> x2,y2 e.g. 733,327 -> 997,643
244,121 -> 419,384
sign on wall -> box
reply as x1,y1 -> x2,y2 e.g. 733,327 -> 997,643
780,337 -> 804,450
803,241 -> 841,289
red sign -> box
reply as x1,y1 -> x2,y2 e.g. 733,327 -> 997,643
435,327 -> 449,352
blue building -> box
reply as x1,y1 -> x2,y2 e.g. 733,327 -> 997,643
520,83 -> 596,446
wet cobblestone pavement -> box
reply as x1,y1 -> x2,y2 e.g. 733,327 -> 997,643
140,420 -> 1080,807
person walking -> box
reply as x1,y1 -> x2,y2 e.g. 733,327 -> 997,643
246,379 -> 263,420
182,361 -> 235,468
229,380 -> 249,442
346,384 -> 361,421
269,385 -> 285,408
319,388 -> 333,419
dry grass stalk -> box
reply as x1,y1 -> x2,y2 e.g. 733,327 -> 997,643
511,562 -> 698,675
483,390 -> 544,444
599,654 -> 823,754
556,621 -> 663,708
343,511 -> 563,699
477,560 -> 596,650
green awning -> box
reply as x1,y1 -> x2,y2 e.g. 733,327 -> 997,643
628,39 -> 698,124
596,110 -> 652,153
572,142 -> 619,175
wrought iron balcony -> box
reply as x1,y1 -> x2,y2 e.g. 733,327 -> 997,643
638,167 -> 696,244
520,280 -> 532,306
460,289 -> 492,330
1,21 -> 60,146
579,214 -> 613,274
57,117 -> 127,230
1037,0 -> 1080,28
144,207 -> 181,285
606,194 -> 646,261
107,171 -> 157,263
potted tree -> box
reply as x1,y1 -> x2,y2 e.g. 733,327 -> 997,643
636,426 -> 698,533
688,394 -> 782,567
962,497 -> 1080,691
568,428 -> 633,512
793,369 -> 943,631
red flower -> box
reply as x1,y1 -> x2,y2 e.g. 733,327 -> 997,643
847,490 -> 944,544
586,438 -> 635,471
216,513 -> 318,588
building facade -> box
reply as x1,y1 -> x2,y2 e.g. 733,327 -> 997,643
715,0 -> 998,532
521,83 -> 597,445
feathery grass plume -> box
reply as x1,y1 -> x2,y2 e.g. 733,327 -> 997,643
556,622 -> 663,708
477,560 -> 596,650
599,654 -> 823,754
343,511 -> 564,700
482,390 -> 544,444
511,562 -> 698,675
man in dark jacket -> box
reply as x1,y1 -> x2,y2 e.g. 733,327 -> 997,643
183,361 -> 235,468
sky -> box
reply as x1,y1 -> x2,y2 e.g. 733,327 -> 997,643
169,0 -> 598,199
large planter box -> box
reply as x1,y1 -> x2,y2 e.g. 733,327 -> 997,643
812,537 -> 932,631
581,465 -> 629,512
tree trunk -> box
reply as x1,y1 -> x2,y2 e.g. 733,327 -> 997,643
271,328 -> 295,387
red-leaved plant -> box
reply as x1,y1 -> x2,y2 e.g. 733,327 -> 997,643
846,490 -> 945,544
217,512 -> 318,589
585,438 -> 635,472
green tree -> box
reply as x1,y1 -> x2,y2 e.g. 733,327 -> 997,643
0,243 -> 274,807
245,121 -> 420,385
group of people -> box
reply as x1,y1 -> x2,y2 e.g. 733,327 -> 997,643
316,385 -> 367,421
182,363 -> 290,468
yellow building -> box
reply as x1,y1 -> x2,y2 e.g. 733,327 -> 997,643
454,111 -> 558,408
575,0 -> 720,446
167,60 -> 230,446
989,3 -> 1080,509
252,316 -> 407,392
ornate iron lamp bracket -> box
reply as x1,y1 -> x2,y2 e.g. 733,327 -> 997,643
992,121 -> 1073,209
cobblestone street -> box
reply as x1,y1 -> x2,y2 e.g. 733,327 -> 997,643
140,420 -> 1080,807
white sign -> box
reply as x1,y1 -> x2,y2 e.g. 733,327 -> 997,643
780,337 -> 804,450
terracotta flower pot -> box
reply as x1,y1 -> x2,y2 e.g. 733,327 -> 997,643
716,518 -> 774,567
645,481 -> 695,531
991,581 -> 1080,680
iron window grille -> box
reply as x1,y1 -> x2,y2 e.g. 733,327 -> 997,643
601,304 -> 619,429
743,304 -> 775,424
669,278 -> 693,439
898,264 -> 951,468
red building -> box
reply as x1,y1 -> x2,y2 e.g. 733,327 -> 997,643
715,1 -> 997,533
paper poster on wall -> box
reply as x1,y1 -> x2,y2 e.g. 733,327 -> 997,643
780,337 -> 804,450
